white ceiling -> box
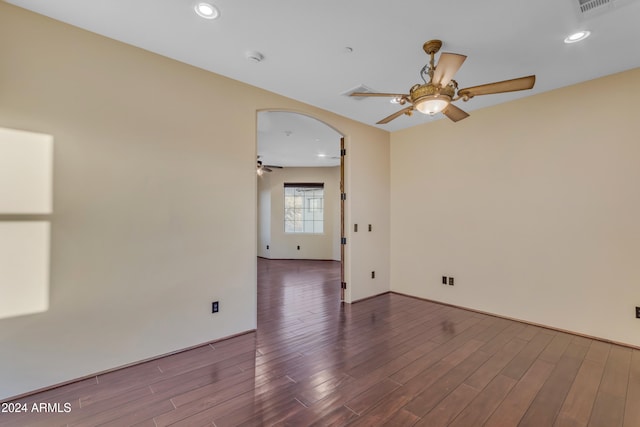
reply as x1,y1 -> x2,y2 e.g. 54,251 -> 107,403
6,0 -> 640,165
258,112 -> 342,167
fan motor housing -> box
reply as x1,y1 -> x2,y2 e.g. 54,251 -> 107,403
410,83 -> 455,104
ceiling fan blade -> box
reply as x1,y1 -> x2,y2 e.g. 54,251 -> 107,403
458,75 -> 536,98
350,92 -> 409,98
377,106 -> 414,124
432,53 -> 467,87
262,167 -> 273,172
442,104 -> 470,122
263,164 -> 283,169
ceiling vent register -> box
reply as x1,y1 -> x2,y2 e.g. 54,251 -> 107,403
574,0 -> 631,19
578,0 -> 612,13
344,85 -> 377,101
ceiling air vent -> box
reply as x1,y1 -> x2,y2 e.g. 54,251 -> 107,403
343,84 -> 377,101
578,0 -> 611,13
574,0 -> 622,19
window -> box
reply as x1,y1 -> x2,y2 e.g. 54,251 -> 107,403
284,183 -> 324,233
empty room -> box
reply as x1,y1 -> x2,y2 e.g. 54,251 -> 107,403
1,0 -> 639,425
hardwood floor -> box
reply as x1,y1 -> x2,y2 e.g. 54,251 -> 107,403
2,258 -> 639,426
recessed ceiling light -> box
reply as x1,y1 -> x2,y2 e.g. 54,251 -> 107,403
317,153 -> 327,158
195,2 -> 219,19
564,30 -> 590,44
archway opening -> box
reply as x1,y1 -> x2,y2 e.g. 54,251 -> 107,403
256,110 -> 345,306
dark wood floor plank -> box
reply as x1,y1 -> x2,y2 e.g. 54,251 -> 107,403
500,330 -> 555,380
389,324 -> 492,385
344,356 -> 465,427
593,346 -> 632,398
484,358 -> 556,427
168,369 -> 255,408
3,258 -> 638,427
78,383 -> 152,410
539,332 -> 574,364
448,374 -> 516,427
236,397 -> 307,427
624,350 -> 640,427
476,321 -> 525,354
555,340 -> 610,427
307,406 -> 359,427
412,383 -> 478,426
212,382 -> 304,427
295,372 -> 355,407
464,337 -> 527,391
343,378 -> 401,415
402,344 -> 490,417
586,340 -> 612,363
155,374 -> 295,426
517,324 -> 549,341
519,342 -> 589,427
69,397 -> 174,427
572,335 -> 594,348
282,351 -> 423,426
130,419 -> 156,427
381,408 -> 420,426
588,346 -> 632,427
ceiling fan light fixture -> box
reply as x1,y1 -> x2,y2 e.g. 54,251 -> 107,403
194,2 -> 219,19
564,30 -> 590,43
415,96 -> 450,115
356,40 -> 535,125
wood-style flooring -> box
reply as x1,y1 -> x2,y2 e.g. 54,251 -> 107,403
1,258 -> 639,426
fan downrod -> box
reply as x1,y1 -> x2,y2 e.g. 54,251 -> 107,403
422,40 -> 442,55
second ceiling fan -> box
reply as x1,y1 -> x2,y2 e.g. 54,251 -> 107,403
351,40 -> 536,124
257,156 -> 283,176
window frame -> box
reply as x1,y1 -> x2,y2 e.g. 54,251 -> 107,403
283,183 -> 325,234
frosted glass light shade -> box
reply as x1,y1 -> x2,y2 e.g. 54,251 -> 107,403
0,222 -> 50,320
415,97 -> 449,115
0,127 -> 53,214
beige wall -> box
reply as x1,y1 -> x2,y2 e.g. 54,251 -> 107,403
391,68 -> 640,347
0,2 -> 390,400
347,133 -> 391,301
258,167 -> 341,260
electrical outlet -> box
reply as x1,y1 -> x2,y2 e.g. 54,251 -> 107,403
371,271 -> 375,279
442,276 -> 447,284
297,245 -> 300,250
448,277 -> 454,286
212,301 -> 219,313
636,306 -> 640,319
266,245 -> 269,250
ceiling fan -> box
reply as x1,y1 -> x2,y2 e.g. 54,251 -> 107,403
257,156 -> 283,176
351,39 -> 535,124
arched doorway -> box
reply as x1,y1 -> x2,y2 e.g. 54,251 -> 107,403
256,110 -> 345,300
